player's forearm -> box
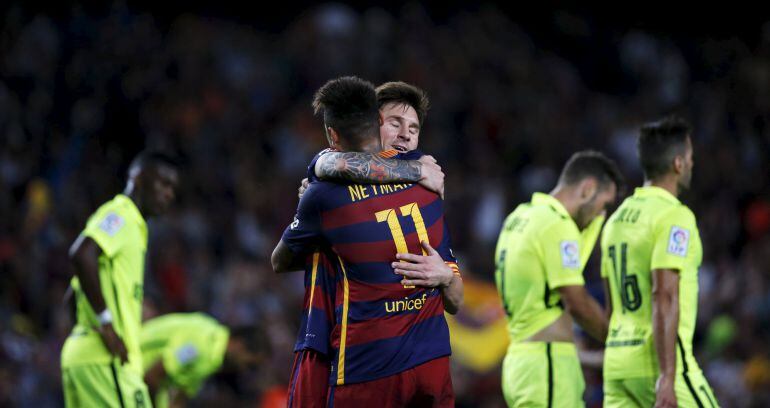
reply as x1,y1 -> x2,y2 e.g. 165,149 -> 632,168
571,300 -> 608,342
441,276 -> 464,314
271,240 -> 303,273
69,236 -> 108,313
653,289 -> 679,377
561,287 -> 608,342
315,152 -> 421,184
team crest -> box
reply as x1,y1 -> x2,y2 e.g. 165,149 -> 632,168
560,240 -> 580,269
667,226 -> 689,257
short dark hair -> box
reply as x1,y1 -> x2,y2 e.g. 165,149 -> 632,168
376,81 -> 430,125
312,76 -> 379,147
559,150 -> 625,194
637,115 -> 692,180
128,150 -> 180,175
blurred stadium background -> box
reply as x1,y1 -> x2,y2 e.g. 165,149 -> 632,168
1,2 -> 769,406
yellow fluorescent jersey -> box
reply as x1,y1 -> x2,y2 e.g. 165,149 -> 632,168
141,313 -> 229,405
495,193 -> 604,343
61,194 -> 148,375
601,186 -> 703,380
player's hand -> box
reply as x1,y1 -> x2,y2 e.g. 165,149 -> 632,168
392,241 -> 453,288
654,374 -> 677,408
417,156 -> 444,199
298,178 -> 309,199
99,323 -> 128,364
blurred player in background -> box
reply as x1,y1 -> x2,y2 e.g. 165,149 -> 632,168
140,313 -> 261,408
602,116 -> 719,407
273,76 -> 462,407
495,150 -> 623,407
61,151 -> 179,408
284,81 -> 452,407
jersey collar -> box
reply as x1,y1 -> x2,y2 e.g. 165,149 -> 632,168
531,192 -> 571,220
114,194 -> 147,228
633,186 -> 681,204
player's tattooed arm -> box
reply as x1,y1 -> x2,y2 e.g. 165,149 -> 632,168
314,152 -> 445,197
315,152 -> 421,183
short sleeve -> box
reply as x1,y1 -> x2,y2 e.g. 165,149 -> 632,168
162,338 -> 204,396
541,219 -> 585,289
307,149 -> 334,182
650,206 -> 696,272
281,184 -> 324,255
81,209 -> 125,257
434,215 -> 460,275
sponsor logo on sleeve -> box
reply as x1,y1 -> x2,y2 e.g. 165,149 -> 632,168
290,216 -> 300,230
560,240 -> 580,269
667,226 -> 690,257
98,212 -> 124,236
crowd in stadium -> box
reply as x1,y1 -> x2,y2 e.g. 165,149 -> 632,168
1,2 -> 769,406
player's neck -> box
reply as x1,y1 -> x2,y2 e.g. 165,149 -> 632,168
549,187 -> 580,222
123,185 -> 147,216
644,177 -> 680,198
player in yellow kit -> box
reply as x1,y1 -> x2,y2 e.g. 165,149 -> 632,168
495,150 -> 624,407
141,313 -> 261,408
602,116 -> 718,407
61,151 -> 179,408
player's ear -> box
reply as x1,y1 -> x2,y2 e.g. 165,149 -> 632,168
329,127 -> 340,147
378,111 -> 384,126
579,178 -> 598,202
673,154 -> 685,175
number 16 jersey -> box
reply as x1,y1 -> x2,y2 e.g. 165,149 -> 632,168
601,186 -> 703,380
281,151 -> 458,386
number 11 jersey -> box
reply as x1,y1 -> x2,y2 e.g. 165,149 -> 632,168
281,151 -> 458,386
601,186 -> 703,380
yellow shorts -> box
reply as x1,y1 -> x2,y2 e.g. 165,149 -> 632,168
501,342 -> 585,407
604,371 -> 718,408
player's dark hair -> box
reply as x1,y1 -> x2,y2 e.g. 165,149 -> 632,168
375,81 -> 430,125
128,150 -> 180,175
637,115 -> 692,181
559,150 -> 625,195
312,76 -> 380,148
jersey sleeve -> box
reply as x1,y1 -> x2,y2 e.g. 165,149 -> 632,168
306,148 -> 335,182
434,215 -> 460,275
650,206 -> 697,272
281,184 -> 324,255
162,337 -> 206,397
540,219 -> 585,289
81,207 -> 126,258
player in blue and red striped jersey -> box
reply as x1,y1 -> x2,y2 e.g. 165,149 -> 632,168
282,82 -> 456,408
272,77 -> 462,407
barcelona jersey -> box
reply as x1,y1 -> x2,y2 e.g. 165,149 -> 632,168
282,150 -> 458,385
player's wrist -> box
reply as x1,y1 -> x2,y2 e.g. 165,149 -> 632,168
97,309 -> 113,326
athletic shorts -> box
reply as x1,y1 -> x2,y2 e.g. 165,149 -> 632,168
62,362 -> 151,408
501,342 -> 585,408
288,349 -> 331,408
604,371 -> 719,408
327,356 -> 453,408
